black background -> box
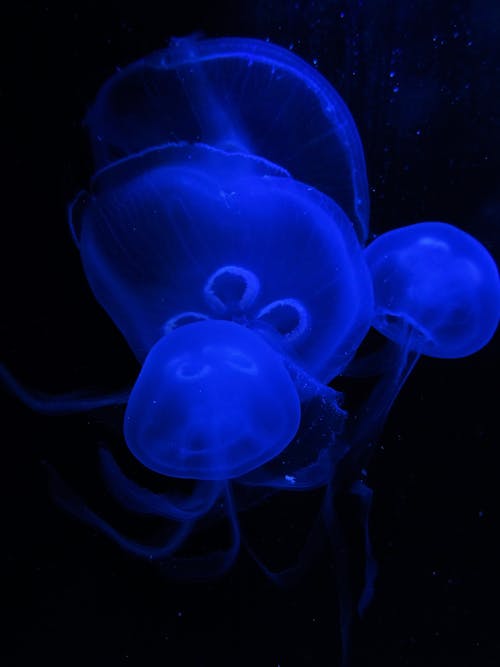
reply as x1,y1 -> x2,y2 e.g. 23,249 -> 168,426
1,1 -> 499,666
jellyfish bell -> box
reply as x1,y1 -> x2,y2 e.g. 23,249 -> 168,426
85,35 -> 370,241
337,221 -> 499,483
365,222 -> 500,358
124,319 -> 301,480
71,142 -> 374,384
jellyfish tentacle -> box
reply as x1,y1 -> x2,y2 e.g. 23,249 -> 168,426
67,190 -> 86,248
342,340 -> 400,378
99,449 -> 222,521
242,502 -> 328,587
320,479 -> 377,667
339,335 -> 420,481
322,481 -> 356,667
46,462 -> 239,577
158,483 -> 241,580
350,480 -> 377,616
44,462 -> 194,559
0,364 -> 130,414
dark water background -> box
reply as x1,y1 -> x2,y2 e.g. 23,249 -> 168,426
2,1 -> 499,665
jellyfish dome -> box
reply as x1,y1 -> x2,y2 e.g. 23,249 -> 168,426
84,35 -> 370,241
365,222 -> 500,357
71,142 -> 373,383
124,319 -> 301,480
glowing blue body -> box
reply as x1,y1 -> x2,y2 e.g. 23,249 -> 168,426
85,37 -> 370,242
124,319 -> 301,480
72,143 -> 373,382
2,36 -> 499,662
365,222 -> 500,358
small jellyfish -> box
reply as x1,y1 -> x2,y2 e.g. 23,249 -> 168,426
338,221 -> 500,480
365,222 -> 500,358
124,319 -> 301,480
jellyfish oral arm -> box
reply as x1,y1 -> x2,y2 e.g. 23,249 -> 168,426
47,458 -> 241,578
0,363 -> 130,414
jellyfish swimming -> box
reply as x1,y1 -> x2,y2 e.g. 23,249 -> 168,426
83,35 -> 370,242
2,34 -> 499,667
341,221 -> 500,478
71,142 -> 373,381
365,221 -> 500,358
124,319 -> 302,481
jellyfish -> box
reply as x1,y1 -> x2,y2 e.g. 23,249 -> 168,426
2,35 -> 499,667
123,319 -> 302,481
70,143 -> 373,381
83,35 -> 370,242
1,137 -> 375,584
342,221 -> 500,474
365,222 -> 500,359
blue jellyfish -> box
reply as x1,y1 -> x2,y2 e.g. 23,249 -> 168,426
2,35 -> 499,667
124,319 -> 302,480
342,221 -> 500,474
56,135 -> 374,575
1,33 -> 376,581
70,143 -> 373,382
365,222 -> 500,359
84,35 -> 370,242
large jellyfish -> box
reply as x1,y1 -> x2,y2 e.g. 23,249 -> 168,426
2,35 -> 499,666
84,36 -> 370,242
